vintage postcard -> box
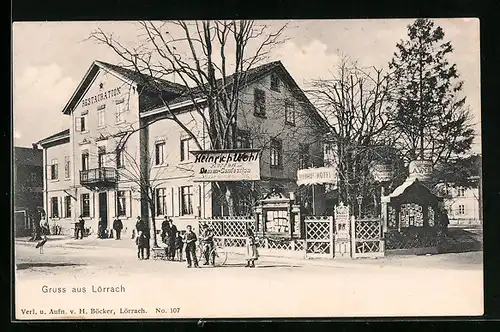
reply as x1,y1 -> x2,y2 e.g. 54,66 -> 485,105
12,19 -> 483,320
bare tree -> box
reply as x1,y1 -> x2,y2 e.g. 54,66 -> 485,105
108,138 -> 170,247
89,20 -> 295,215
307,58 -> 404,215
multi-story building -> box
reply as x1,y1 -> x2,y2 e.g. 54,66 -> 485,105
444,183 -> 481,225
37,60 -> 328,236
13,146 -> 43,236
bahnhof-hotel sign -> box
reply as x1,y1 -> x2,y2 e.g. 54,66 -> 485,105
81,87 -> 122,107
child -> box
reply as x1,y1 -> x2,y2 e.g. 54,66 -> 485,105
175,231 -> 184,262
245,228 -> 259,268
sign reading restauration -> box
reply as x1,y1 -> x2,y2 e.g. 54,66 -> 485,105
191,149 -> 262,182
81,87 -> 122,107
297,167 -> 337,186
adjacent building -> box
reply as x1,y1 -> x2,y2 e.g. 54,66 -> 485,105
37,60 -> 329,236
13,146 -> 43,236
444,183 -> 481,225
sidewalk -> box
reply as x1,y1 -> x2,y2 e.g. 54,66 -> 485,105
15,235 -> 482,272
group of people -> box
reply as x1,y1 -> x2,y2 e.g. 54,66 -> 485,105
134,215 -> 259,268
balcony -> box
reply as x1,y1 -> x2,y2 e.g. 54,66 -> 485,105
80,167 -> 118,188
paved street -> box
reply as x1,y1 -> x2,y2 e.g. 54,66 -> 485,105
14,236 -> 483,319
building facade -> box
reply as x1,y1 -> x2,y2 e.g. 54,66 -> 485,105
13,146 -> 44,236
444,185 -> 481,225
37,60 -> 328,236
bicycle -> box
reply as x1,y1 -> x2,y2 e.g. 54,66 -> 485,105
197,241 -> 228,267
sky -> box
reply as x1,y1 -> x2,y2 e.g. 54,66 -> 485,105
12,19 -> 481,153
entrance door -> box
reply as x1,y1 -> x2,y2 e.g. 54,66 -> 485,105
99,192 -> 108,229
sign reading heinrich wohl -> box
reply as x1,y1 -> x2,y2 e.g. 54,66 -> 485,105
191,149 -> 262,182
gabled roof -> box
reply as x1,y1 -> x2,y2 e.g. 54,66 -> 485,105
163,61 -> 283,106
62,60 -> 186,115
37,129 -> 70,147
382,177 -> 443,203
141,60 -> 330,131
61,59 -> 330,131
96,61 -> 186,93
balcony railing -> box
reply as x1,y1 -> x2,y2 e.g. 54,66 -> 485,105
80,167 -> 118,186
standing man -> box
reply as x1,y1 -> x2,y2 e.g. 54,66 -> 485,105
166,219 -> 178,261
200,223 -> 215,266
440,206 -> 450,237
97,217 -> 105,239
77,215 -> 85,239
161,216 -> 169,244
135,216 -> 150,259
113,216 -> 123,240
184,225 -> 199,268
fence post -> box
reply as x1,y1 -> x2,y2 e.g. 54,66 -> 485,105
304,219 -> 308,259
350,215 -> 356,259
329,216 -> 334,258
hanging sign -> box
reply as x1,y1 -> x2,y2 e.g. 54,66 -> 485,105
370,162 -> 393,182
408,160 -> 433,182
191,149 -> 262,182
297,167 -> 337,186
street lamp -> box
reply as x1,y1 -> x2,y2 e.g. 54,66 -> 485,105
356,195 -> 363,219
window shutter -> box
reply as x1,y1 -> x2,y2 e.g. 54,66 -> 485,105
60,197 -> 64,218
90,193 -> 95,218
111,191 -> 116,218
170,187 -> 174,217
46,165 -> 51,180
126,191 -> 132,218
75,117 -> 82,132
48,197 -> 52,218
178,187 -> 182,216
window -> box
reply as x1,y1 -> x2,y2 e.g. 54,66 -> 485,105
81,150 -> 89,171
270,138 -> 283,169
97,106 -> 106,128
236,130 -> 252,149
299,143 -> 310,169
64,156 -> 70,179
180,138 -> 192,162
285,101 -> 295,125
116,149 -> 125,168
458,205 -> 465,215
155,188 -> 167,216
117,191 -> 127,217
116,100 -> 125,123
50,159 -> 59,180
81,193 -> 90,217
270,73 -> 280,92
458,187 -> 465,197
181,186 -> 193,215
254,88 -> 266,117
51,197 -> 59,218
155,141 -> 165,165
64,196 -> 72,218
98,146 -> 106,168
75,113 -> 88,132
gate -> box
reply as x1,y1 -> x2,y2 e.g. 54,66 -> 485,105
351,217 -> 385,258
305,216 -> 334,258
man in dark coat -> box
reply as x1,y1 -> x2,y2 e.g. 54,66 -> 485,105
135,216 -> 150,259
440,206 -> 450,237
200,223 -> 215,266
161,216 -> 169,243
113,217 -> 123,240
184,225 -> 199,268
165,219 -> 178,260
77,215 -> 85,239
